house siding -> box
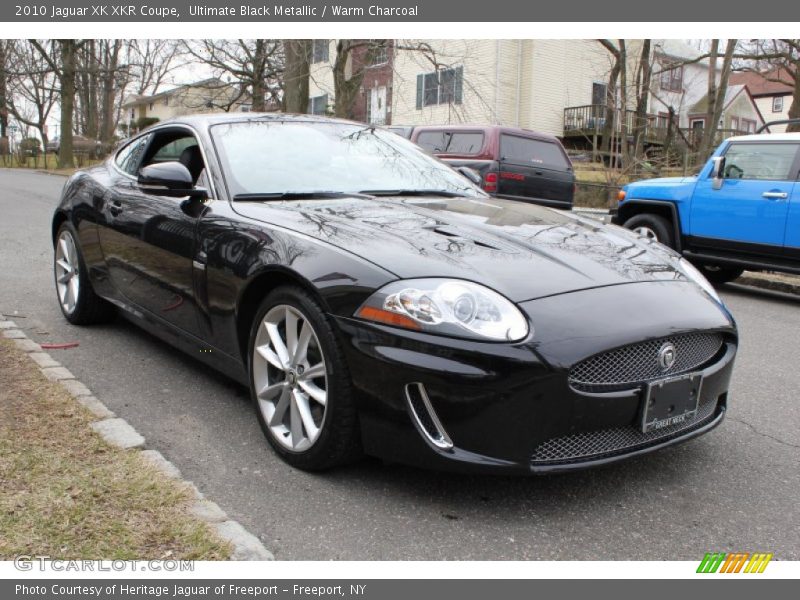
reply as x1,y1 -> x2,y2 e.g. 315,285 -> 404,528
391,40 -> 502,126
754,95 -> 792,132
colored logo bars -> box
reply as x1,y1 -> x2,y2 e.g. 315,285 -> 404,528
697,552 -> 773,573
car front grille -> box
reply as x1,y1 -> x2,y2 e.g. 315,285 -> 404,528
568,332 -> 725,393
530,394 -> 721,465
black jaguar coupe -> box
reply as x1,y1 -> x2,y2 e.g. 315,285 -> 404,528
52,114 -> 737,474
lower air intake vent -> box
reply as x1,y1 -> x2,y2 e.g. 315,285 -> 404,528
405,383 -> 453,450
531,394 -> 721,464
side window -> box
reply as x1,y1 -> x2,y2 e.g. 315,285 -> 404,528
115,134 -> 151,176
444,132 -> 484,155
416,131 -> 447,153
500,135 -> 570,170
151,136 -> 196,162
415,131 -> 483,155
722,143 -> 800,181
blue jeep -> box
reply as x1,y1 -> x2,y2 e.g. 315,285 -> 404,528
614,131 -> 800,284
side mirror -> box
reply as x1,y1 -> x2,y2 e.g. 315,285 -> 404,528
710,156 -> 725,190
455,165 -> 482,186
138,162 -> 206,198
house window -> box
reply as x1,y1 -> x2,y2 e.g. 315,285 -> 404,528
773,96 -> 784,113
730,116 -> 739,131
416,67 -> 464,109
592,82 -> 608,106
660,62 -> 683,93
741,118 -> 757,134
149,102 -> 154,111
657,112 -> 673,130
690,118 -> 705,130
164,96 -> 169,106
309,94 -> 328,115
310,40 -> 329,64
370,41 -> 389,66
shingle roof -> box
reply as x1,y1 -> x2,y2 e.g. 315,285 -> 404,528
729,69 -> 794,97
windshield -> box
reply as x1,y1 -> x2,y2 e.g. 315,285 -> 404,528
210,120 -> 486,198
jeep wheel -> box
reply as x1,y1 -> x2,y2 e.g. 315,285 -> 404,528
623,214 -> 675,248
697,264 -> 744,285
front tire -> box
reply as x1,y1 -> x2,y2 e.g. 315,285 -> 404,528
623,213 -> 675,248
54,223 -> 115,325
248,286 -> 361,470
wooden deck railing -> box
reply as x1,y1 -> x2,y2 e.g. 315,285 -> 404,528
563,105 -> 747,149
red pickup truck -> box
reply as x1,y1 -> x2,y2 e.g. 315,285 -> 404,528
391,125 -> 575,210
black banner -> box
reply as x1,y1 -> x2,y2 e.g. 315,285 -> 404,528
4,580 -> 798,600
3,0 -> 799,22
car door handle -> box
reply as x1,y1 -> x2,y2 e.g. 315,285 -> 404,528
762,191 -> 788,200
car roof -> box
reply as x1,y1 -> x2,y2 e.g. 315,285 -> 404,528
727,132 -> 800,143
411,124 -> 560,143
148,112 -> 365,130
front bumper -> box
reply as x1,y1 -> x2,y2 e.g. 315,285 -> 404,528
334,281 -> 737,475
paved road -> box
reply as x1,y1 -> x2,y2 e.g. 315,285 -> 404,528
2,168 -> 798,560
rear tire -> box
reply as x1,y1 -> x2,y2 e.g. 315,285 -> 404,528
248,286 -> 361,471
696,264 -> 744,285
623,213 -> 675,249
54,222 -> 115,325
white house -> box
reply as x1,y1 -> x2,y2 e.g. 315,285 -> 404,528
730,69 -> 794,132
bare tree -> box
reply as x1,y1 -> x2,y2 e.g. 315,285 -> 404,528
128,39 -> 182,96
5,40 -> 58,150
332,40 -> 388,119
184,40 -> 283,111
631,39 -> 653,164
283,40 -> 311,113
0,40 -> 9,143
697,39 -> 737,159
30,39 -> 87,168
597,40 -> 624,162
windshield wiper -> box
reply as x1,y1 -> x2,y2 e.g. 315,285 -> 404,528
358,189 -> 467,198
233,191 -> 372,201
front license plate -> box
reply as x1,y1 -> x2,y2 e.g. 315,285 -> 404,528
640,373 -> 702,433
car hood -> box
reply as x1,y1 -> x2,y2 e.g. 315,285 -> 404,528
625,176 -> 697,189
232,195 -> 689,302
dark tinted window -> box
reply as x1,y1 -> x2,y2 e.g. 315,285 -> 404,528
446,132 -> 484,154
722,143 -> 800,181
416,131 -> 446,153
115,134 -> 151,176
416,131 -> 483,155
500,135 -> 570,170
152,136 -> 197,161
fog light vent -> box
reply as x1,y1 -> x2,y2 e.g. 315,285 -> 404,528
405,383 -> 453,450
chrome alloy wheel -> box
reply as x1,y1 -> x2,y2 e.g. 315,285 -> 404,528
252,305 -> 328,452
633,225 -> 658,241
55,230 -> 81,315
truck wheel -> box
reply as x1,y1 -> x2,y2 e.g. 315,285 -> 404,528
697,264 -> 744,285
623,214 -> 675,248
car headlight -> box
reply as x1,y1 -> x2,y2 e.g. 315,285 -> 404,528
680,258 -> 722,304
355,278 -> 530,342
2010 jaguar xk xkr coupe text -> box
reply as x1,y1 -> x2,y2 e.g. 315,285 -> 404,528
51,114 -> 737,474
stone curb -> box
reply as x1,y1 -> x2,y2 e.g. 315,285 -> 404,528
736,275 -> 800,297
1,326 -> 274,561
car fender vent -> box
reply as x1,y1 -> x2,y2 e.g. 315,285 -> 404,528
405,383 -> 453,450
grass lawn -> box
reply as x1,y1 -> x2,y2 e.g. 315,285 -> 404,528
0,339 -> 231,560
0,154 -> 102,176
